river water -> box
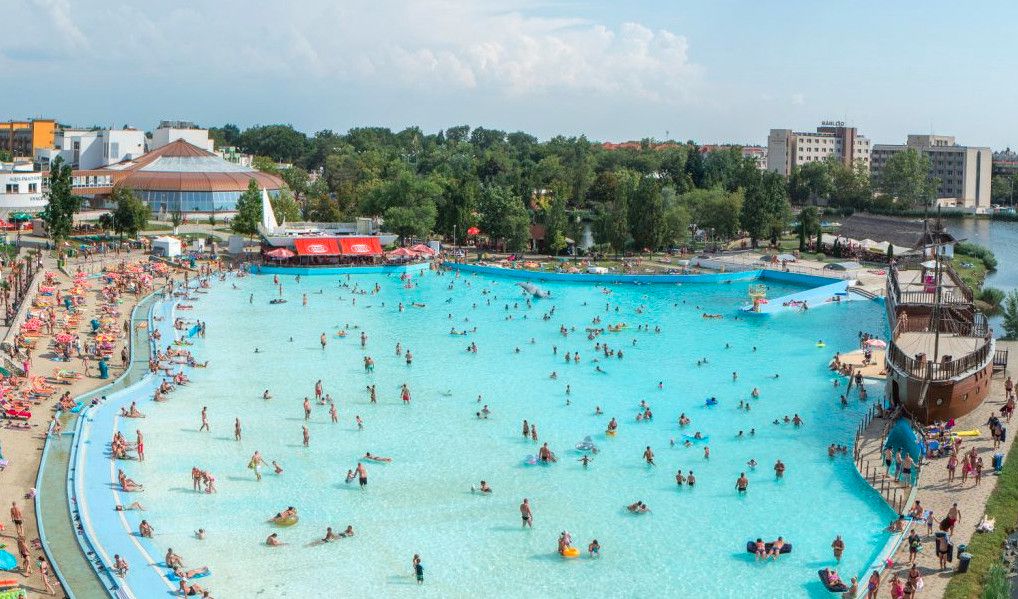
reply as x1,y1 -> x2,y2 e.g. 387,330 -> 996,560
946,219 -> 1018,331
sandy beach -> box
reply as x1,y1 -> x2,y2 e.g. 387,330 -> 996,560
0,249 -> 154,597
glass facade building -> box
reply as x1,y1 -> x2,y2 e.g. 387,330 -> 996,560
137,189 -> 279,213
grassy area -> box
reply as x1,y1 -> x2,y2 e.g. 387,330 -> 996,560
951,253 -> 989,291
943,434 -> 1018,599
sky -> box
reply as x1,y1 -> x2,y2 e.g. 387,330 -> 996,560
3,0 -> 1017,147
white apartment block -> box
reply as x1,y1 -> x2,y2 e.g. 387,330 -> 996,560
870,135 -> 991,212
766,121 -> 870,176
39,128 -> 146,170
150,120 -> 214,152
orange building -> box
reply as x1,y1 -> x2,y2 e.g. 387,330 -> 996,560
0,119 -> 57,159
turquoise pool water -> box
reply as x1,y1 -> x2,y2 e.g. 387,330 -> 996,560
117,269 -> 894,597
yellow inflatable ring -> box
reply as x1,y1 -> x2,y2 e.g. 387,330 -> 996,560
562,546 -> 580,558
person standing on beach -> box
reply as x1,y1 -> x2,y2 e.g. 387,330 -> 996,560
199,406 -> 209,432
303,425 -> 310,447
329,403 -> 338,423
136,430 -> 145,461
234,418 -> 242,441
10,502 -> 24,537
303,397 -> 312,420
249,451 -> 264,481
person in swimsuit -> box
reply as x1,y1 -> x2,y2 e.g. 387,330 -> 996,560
735,473 -> 749,493
588,539 -> 600,557
520,498 -> 533,528
356,462 -> 368,489
866,569 -> 881,599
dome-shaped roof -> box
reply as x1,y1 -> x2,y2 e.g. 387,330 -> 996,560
112,139 -> 284,193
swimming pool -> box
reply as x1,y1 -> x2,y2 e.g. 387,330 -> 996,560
85,268 -> 895,597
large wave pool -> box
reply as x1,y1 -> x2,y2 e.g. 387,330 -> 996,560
103,268 -> 894,597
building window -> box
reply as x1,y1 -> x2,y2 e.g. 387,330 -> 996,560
5,184 -> 17,193
28,183 -> 37,192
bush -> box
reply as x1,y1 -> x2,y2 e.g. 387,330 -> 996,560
979,287 -> 1005,309
956,242 -> 998,271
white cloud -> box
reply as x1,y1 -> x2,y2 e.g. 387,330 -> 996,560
1,0 -> 701,104
791,93 -> 805,106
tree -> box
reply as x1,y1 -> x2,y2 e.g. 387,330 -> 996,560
270,188 -> 302,223
788,161 -> 833,205
590,171 -> 629,254
629,177 -> 665,251
478,185 -> 530,252
1002,290 -> 1018,340
238,124 -> 308,163
543,193 -> 569,254
281,166 -> 310,204
97,212 -> 114,234
208,124 -> 241,149
111,187 -> 150,239
384,204 -> 437,243
829,160 -> 872,210
741,171 -> 791,247
876,148 -> 938,209
798,206 -> 821,251
252,156 -> 280,174
207,212 -> 217,227
41,156 -> 77,241
231,180 -> 262,236
680,188 -> 743,240
169,209 -> 183,234
661,186 -> 691,248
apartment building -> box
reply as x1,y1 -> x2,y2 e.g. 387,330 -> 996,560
766,121 -> 870,176
870,135 -> 991,211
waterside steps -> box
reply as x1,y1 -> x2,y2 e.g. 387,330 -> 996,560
853,403 -> 918,513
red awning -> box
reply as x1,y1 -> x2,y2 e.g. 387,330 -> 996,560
294,238 -> 341,256
338,237 -> 383,256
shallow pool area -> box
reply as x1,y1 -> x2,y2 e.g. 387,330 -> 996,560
80,268 -> 896,597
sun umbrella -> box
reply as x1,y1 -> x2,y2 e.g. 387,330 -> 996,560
864,339 -> 887,349
55,333 -> 74,344
409,244 -> 436,256
9,212 -> 31,222
265,248 -> 295,259
466,226 -> 480,236
388,247 -> 416,258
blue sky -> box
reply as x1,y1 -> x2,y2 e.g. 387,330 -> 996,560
3,0 -> 1014,147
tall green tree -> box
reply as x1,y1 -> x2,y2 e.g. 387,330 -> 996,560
876,148 -> 938,209
741,171 -> 791,247
478,185 -> 530,252
1002,290 -> 1018,340
787,161 -> 834,205
797,206 -> 821,251
628,177 -> 665,251
231,180 -> 263,236
111,187 -> 150,239
270,188 -> 302,223
590,171 -> 629,254
238,124 -> 308,163
680,188 -> 743,240
829,160 -> 872,209
41,156 -> 77,241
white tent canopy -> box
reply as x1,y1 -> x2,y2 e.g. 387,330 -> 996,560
152,236 -> 182,258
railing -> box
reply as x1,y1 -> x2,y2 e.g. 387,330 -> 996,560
888,263 -> 974,306
852,402 -> 918,513
886,337 -> 994,381
895,312 -> 989,337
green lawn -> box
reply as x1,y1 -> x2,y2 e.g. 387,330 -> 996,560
943,433 -> 1018,599
951,254 -> 989,291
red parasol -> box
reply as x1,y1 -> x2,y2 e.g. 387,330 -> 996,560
265,248 -> 296,259
466,226 -> 480,236
387,247 -> 417,258
409,244 -> 436,256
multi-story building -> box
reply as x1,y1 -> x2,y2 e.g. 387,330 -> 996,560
150,120 -> 214,152
37,127 -> 147,170
870,135 -> 991,212
766,121 -> 870,175
0,162 -> 46,215
0,119 -> 57,160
